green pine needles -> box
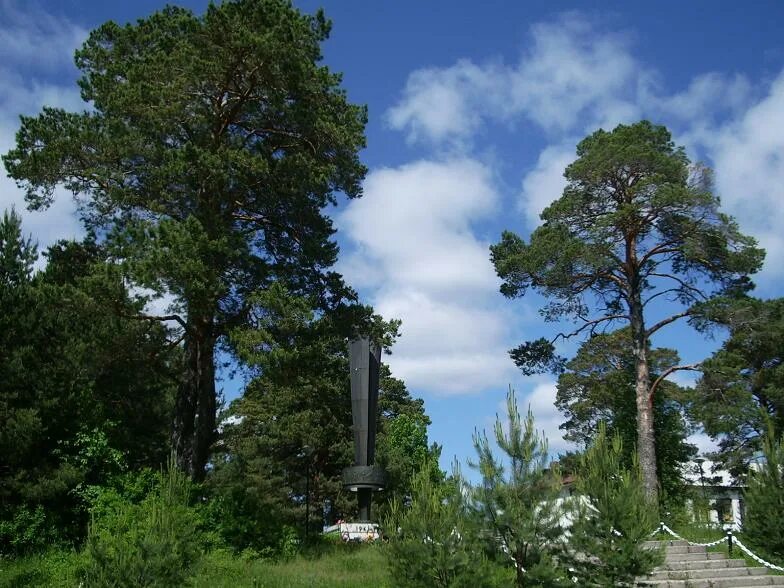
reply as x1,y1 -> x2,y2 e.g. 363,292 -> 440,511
743,424 -> 784,563
472,391 -> 574,587
83,459 -> 203,587
570,423 -> 662,586
384,390 -> 664,587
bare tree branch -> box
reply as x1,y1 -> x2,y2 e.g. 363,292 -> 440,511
553,314 -> 630,343
648,363 -> 701,403
129,311 -> 189,332
645,309 -> 692,338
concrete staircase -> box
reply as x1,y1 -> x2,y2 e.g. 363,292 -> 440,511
638,540 -> 784,587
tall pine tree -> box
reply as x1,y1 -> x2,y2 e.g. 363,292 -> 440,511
3,0 -> 368,479
491,121 -> 763,498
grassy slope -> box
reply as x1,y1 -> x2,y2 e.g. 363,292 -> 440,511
194,545 -> 391,588
0,544 -> 391,588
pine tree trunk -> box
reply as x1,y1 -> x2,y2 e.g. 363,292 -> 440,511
629,289 -> 658,501
172,316 -> 216,481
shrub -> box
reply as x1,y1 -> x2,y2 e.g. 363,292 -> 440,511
569,423 -> 663,586
743,425 -> 784,561
0,504 -> 62,555
383,461 -> 502,587
471,390 -> 574,587
81,461 -> 203,587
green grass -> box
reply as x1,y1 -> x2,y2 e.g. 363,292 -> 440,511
0,544 -> 392,588
0,549 -> 85,588
193,544 -> 391,588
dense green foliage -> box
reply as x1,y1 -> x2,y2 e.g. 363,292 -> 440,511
0,212 -> 176,554
3,0 -> 369,479
383,393 -> 668,586
693,298 -> 784,476
83,463 -> 204,587
743,426 -> 784,562
0,0 -> 430,576
491,120 -> 763,498
3,1 -> 781,584
383,463 -> 503,588
472,391 -> 574,587
556,329 -> 696,501
570,424 -> 663,586
206,283 -> 434,552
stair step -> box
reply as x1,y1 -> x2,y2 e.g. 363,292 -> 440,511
648,567 -> 770,580
666,552 -> 728,562
639,574 -> 784,587
638,534 -> 784,587
665,544 -> 709,554
664,559 -> 749,571
644,540 -> 690,549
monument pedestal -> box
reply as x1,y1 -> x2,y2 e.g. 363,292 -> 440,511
342,464 -> 386,522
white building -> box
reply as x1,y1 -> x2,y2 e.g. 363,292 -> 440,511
683,459 -> 745,530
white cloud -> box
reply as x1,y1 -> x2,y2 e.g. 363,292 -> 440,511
507,15 -> 640,134
704,72 -> 784,285
0,0 -> 87,73
519,143 -> 575,226
520,379 -> 573,456
0,4 -> 87,259
386,14 -> 642,149
385,60 -> 502,150
338,158 -> 523,394
652,72 -> 752,124
687,431 -> 720,457
339,159 -> 500,299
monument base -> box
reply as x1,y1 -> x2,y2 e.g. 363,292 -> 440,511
342,465 -> 386,522
323,522 -> 381,542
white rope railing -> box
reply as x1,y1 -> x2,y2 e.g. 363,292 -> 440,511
732,536 -> 784,572
654,522 -> 784,572
655,522 -> 726,547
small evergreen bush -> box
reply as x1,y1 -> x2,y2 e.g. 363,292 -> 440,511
743,425 -> 784,562
81,461 -> 203,587
569,423 -> 663,586
383,461 -> 503,587
471,390 -> 575,587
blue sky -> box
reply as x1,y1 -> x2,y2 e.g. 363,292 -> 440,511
2,0 -> 784,471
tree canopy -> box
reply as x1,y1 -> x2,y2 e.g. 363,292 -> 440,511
693,297 -> 784,476
0,218 -> 177,552
3,0 -> 369,479
556,329 -> 696,500
491,120 -> 764,498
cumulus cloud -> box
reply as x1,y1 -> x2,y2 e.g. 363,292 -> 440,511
339,159 -> 500,300
0,0 -> 87,73
386,11 -> 784,278
0,3 -> 87,259
337,158 -> 521,394
385,60 -> 503,150
704,72 -> 784,285
386,13 -> 642,150
369,12 -> 784,400
518,143 -> 575,227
